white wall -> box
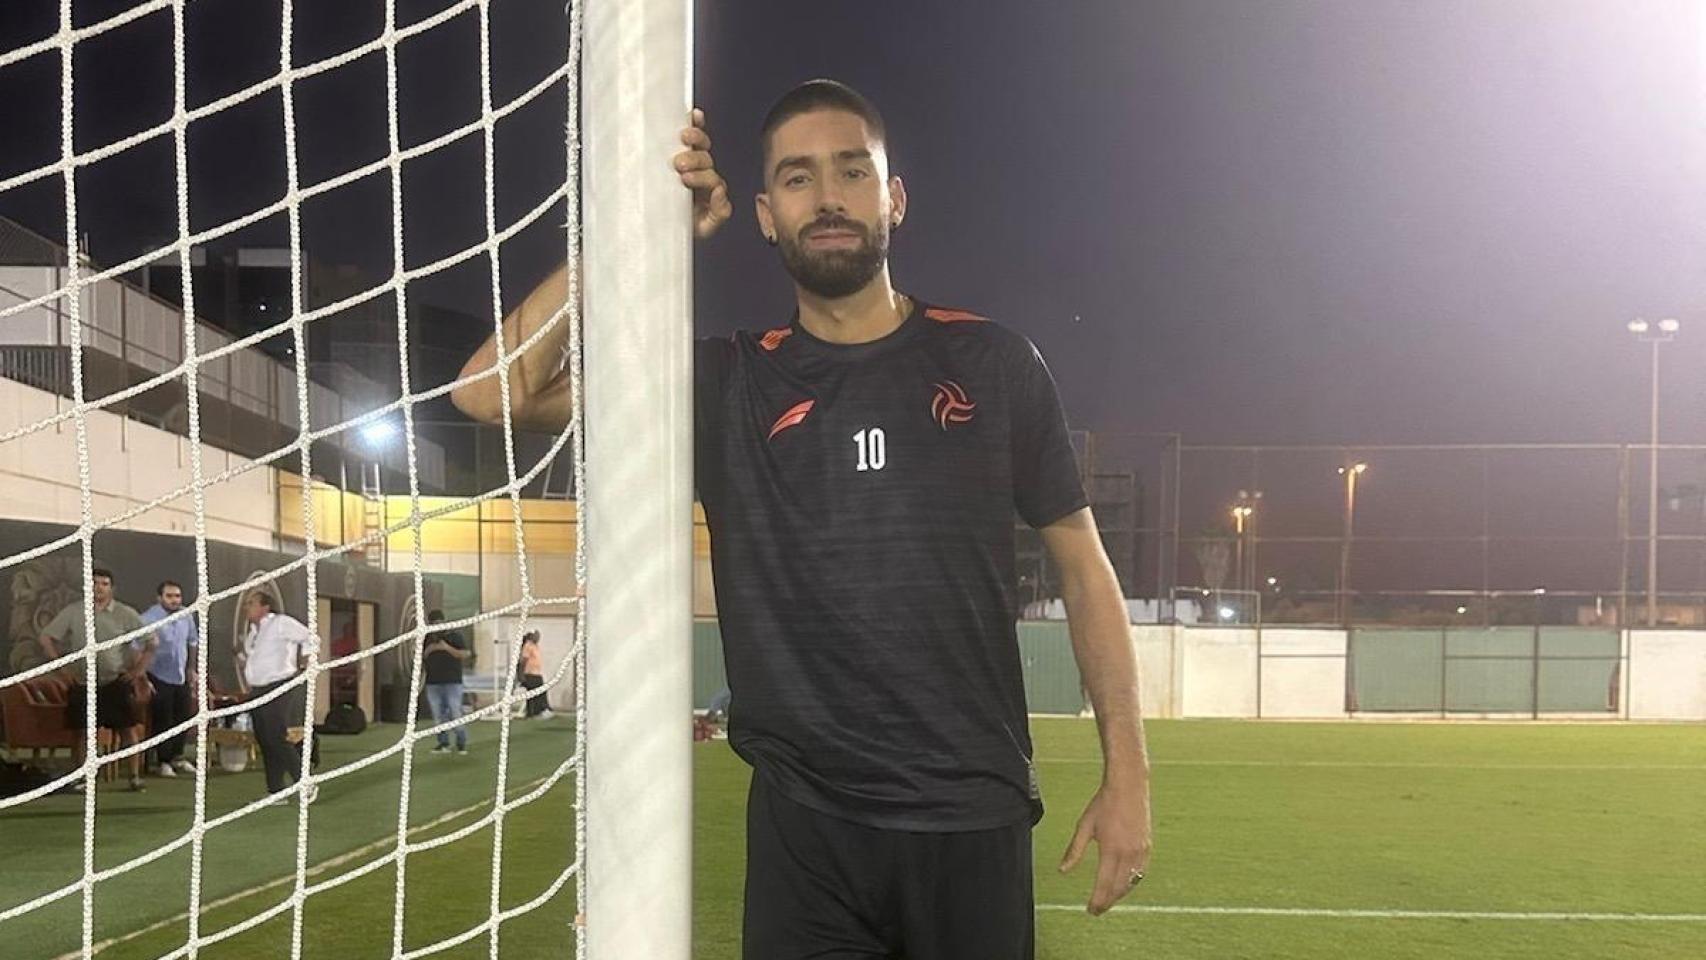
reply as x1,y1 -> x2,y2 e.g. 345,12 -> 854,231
1627,630 -> 1706,720
1180,628 -> 1260,717
1257,628 -> 1350,719
1125,624 -> 1704,722
0,378 -> 276,547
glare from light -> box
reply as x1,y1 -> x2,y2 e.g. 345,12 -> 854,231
1628,319 -> 1650,334
361,420 -> 397,446
1218,606 -> 1236,621
1266,576 -> 1278,586
1658,317 -> 1681,334
1456,605 -> 1468,615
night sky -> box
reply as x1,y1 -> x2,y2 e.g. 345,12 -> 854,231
3,1 -> 1704,598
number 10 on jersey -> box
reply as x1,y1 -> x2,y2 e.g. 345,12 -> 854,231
853,427 -> 887,472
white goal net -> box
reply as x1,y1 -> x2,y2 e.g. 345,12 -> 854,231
0,1 -> 691,958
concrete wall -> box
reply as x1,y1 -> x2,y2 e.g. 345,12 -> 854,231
1134,624 -> 1706,721
0,379 -> 277,548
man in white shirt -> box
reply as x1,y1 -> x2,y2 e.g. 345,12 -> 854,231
239,591 -> 315,798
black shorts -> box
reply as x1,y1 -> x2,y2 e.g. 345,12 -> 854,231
66,678 -> 138,731
743,773 -> 1034,960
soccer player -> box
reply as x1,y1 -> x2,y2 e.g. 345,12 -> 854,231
454,80 -> 1151,958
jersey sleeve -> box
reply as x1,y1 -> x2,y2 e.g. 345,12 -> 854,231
694,336 -> 736,508
1011,338 -> 1089,529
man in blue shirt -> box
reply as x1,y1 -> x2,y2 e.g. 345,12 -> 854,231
136,580 -> 200,777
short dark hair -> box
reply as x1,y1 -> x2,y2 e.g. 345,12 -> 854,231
157,579 -> 182,596
760,79 -> 887,169
91,567 -> 114,582
427,609 -> 445,624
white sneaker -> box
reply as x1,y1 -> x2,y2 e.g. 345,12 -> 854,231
156,764 -> 177,778
171,759 -> 196,775
537,709 -> 554,720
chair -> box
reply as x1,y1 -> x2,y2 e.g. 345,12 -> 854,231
0,674 -> 154,781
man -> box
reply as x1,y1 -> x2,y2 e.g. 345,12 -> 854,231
40,567 -> 149,792
239,591 -> 316,800
422,609 -> 472,753
454,81 -> 1151,958
137,580 -> 199,777
516,630 -> 550,719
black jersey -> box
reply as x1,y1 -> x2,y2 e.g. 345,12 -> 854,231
695,299 -> 1087,831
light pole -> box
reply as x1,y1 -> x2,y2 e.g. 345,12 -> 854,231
1628,318 -> 1679,626
1336,462 -> 1367,624
1231,503 -> 1253,602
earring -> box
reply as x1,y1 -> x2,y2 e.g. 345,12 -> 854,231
765,234 -> 778,246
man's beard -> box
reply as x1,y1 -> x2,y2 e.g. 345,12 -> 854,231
776,215 -> 890,299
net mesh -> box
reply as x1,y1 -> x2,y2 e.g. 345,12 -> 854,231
0,2 -> 588,957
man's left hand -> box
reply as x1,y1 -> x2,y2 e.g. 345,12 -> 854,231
1058,777 -> 1152,916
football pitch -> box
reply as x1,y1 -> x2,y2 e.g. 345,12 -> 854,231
4,718 -> 1704,959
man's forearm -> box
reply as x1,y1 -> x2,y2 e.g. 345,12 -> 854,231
452,263 -> 575,426
1061,566 -> 1149,785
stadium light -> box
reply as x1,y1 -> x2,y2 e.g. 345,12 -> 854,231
1628,318 -> 1681,625
1218,606 -> 1236,621
361,420 -> 398,446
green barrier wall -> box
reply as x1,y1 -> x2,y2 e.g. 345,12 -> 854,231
1351,627 -> 1619,714
689,619 -> 1087,715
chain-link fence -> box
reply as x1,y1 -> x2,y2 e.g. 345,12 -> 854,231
1074,435 -> 1706,627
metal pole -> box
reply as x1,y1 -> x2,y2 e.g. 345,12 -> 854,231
1646,338 -> 1660,626
1232,510 -> 1245,608
1338,467 -> 1359,624
585,0 -> 694,955
1617,445 -> 1630,629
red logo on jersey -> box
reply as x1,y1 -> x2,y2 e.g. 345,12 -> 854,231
759,327 -> 794,351
931,381 -> 976,430
767,399 -> 815,440
925,307 -> 987,324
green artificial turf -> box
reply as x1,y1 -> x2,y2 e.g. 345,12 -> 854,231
5,719 -> 1704,959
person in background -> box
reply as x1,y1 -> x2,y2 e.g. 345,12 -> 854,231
517,631 -> 550,719
239,591 -> 316,800
422,610 -> 472,753
137,579 -> 199,778
40,567 -> 148,792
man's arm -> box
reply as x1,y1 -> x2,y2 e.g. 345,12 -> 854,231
451,110 -> 729,432
451,263 -> 577,431
1043,507 -> 1153,916
39,606 -> 73,676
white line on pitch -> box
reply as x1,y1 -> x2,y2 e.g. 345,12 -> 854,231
1036,904 -> 1706,922
1036,759 -> 1706,771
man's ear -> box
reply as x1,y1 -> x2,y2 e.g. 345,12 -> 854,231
888,175 -> 907,230
755,193 -> 778,245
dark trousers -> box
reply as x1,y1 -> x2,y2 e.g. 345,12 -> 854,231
248,679 -> 306,794
742,774 -> 1035,960
148,676 -> 193,767
521,674 -> 548,716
